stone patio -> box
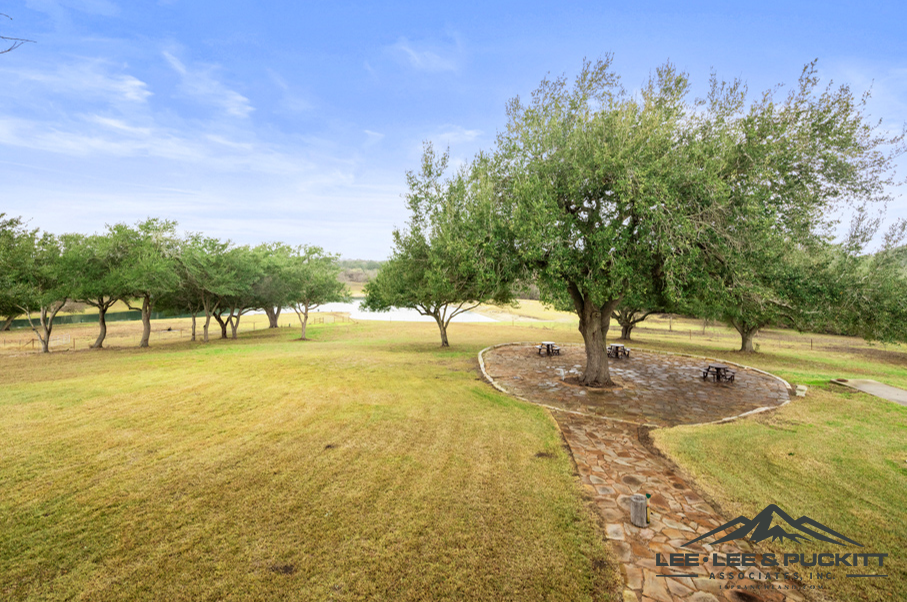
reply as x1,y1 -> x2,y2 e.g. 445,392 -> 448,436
481,344 -> 808,602
482,344 -> 790,428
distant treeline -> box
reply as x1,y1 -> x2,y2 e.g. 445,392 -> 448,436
337,259 -> 382,284
0,216 -> 349,352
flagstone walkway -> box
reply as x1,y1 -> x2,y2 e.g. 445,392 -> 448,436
480,344 -> 807,602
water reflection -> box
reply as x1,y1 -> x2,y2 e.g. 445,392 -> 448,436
310,299 -> 497,323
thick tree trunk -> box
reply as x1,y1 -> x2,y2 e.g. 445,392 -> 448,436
1,316 -> 12,332
569,284 -> 619,386
231,314 -> 240,339
732,321 -> 759,352
139,295 -> 152,348
92,306 -> 108,349
265,307 -> 281,329
739,328 -> 757,352
191,312 -> 197,341
620,323 -> 633,340
203,314 -> 211,342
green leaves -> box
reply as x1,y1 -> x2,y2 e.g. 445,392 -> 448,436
364,144 -> 520,345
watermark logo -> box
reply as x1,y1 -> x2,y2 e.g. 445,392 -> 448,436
682,503 -> 864,548
653,504 -> 887,586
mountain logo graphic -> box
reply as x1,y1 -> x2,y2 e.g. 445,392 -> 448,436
682,504 -> 864,547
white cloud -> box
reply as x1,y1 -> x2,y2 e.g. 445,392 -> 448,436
0,112 -> 317,177
88,115 -> 152,136
0,60 -> 151,103
363,130 -> 384,147
435,124 -> 482,144
390,37 -> 459,72
266,69 -> 313,113
163,51 -> 254,118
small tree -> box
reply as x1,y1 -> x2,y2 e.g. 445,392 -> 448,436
114,219 -> 179,348
4,228 -> 74,353
364,145 -> 517,347
213,246 -> 263,340
284,246 -> 349,340
611,268 -> 667,341
612,306 -> 656,341
177,234 -> 236,342
66,232 -> 131,349
0,214 -> 25,331
821,217 -> 907,343
252,243 -> 297,328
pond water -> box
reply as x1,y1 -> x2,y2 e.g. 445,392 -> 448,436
307,299 -> 497,323
6,299 -> 497,330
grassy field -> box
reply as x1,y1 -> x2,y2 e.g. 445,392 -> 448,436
0,318 -> 619,602
4,304 -> 906,601
589,318 -> 907,602
474,304 -> 907,601
654,387 -> 906,602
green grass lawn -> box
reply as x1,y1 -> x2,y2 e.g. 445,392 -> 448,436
4,308 -> 906,601
629,326 -> 907,602
0,320 -> 619,602
653,387 -> 907,602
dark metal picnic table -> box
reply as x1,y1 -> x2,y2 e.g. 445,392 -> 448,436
702,364 -> 735,382
607,343 -> 630,359
536,341 -> 561,356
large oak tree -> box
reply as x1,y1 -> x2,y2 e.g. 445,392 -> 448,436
494,57 -> 903,383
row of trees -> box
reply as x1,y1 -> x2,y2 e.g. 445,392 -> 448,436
0,216 -> 348,352
365,58 -> 906,386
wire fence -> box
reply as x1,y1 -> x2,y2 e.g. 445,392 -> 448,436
0,312 -> 356,354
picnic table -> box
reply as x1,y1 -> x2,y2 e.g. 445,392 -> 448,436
607,343 -> 630,359
702,364 -> 736,382
536,341 -> 561,356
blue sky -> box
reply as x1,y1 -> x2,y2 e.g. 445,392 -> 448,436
1,0 -> 905,258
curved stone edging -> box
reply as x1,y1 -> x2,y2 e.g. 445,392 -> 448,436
478,342 -> 793,429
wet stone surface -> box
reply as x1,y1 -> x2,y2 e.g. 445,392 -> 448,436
482,344 -> 803,602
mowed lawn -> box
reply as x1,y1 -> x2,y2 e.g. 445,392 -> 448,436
0,320 -> 618,602
654,387 -> 907,602
626,326 -> 907,602
470,306 -> 907,601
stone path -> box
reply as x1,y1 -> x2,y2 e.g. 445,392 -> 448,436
481,344 -> 807,602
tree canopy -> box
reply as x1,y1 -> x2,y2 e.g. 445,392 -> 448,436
0,216 -> 352,350
492,57 -> 904,384
364,144 -> 518,346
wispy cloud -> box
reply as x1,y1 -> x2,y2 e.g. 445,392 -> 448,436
266,68 -> 313,112
363,129 -> 384,147
0,60 -> 151,104
389,37 -> 459,72
163,50 -> 254,118
26,0 -> 120,24
435,124 -> 482,144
